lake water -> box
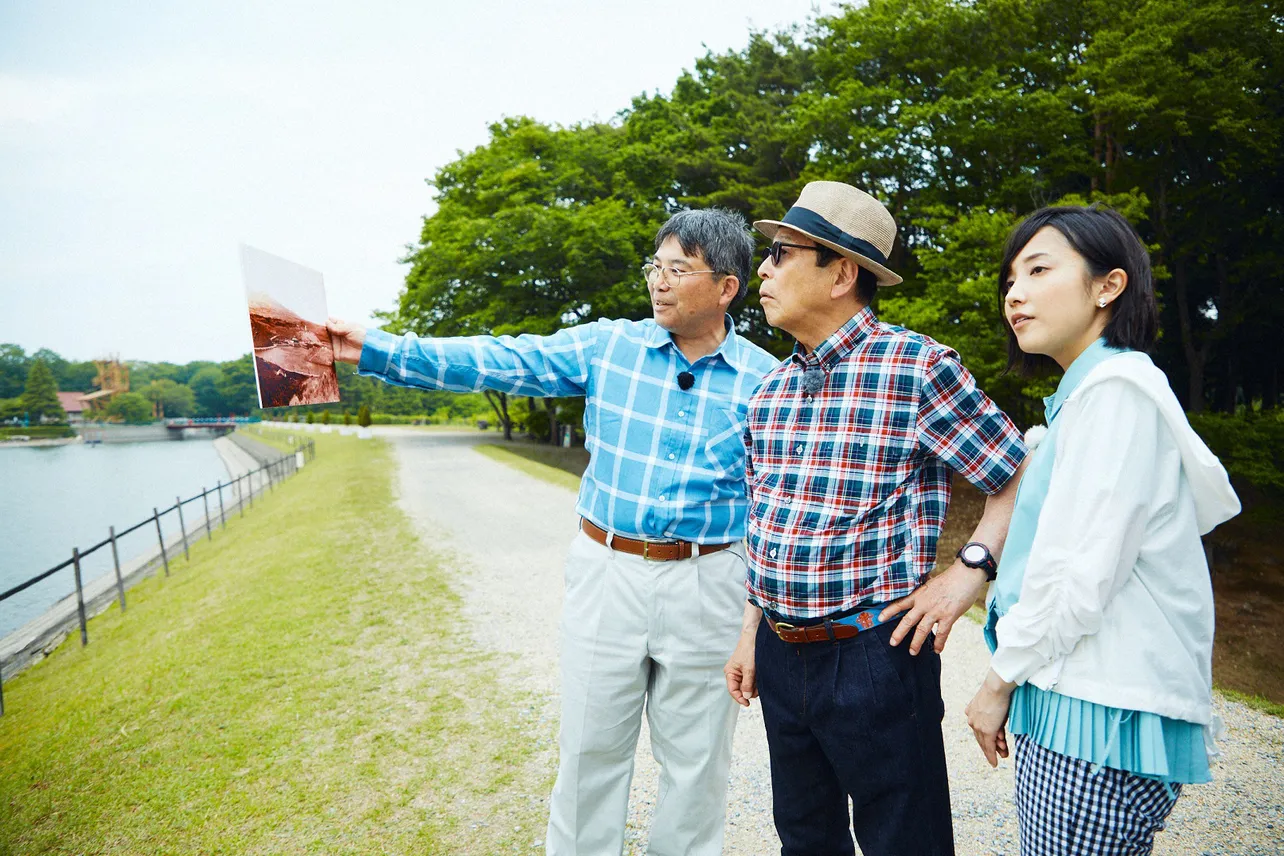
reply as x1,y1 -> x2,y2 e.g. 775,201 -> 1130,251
0,440 -> 234,638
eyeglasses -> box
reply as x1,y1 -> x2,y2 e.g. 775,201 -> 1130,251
765,240 -> 824,266
642,263 -> 718,287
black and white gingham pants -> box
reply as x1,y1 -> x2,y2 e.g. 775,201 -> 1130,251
1014,734 -> 1182,855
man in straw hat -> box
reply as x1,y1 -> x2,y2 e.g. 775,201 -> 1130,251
723,181 -> 1028,854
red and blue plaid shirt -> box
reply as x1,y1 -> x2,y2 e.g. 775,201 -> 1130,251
745,307 -> 1026,620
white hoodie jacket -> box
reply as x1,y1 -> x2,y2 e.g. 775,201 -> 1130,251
991,353 -> 1241,725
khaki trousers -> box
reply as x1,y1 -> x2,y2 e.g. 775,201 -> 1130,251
545,531 -> 746,856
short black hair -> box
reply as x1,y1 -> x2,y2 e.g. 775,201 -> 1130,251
814,244 -> 879,305
998,204 -> 1159,376
654,208 -> 753,303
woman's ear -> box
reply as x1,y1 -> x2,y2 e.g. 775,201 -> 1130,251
1096,268 -> 1128,308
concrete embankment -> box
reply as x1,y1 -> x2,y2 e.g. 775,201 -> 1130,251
0,431 -> 289,684
77,424 -> 171,443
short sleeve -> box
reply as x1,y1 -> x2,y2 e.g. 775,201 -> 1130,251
916,349 -> 1026,494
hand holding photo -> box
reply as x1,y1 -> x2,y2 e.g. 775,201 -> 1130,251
241,245 -> 341,408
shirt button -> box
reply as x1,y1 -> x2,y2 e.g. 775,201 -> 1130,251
795,444 -> 803,454
678,410 -> 686,417
668,453 -> 675,460
770,548 -> 778,558
659,495 -> 667,502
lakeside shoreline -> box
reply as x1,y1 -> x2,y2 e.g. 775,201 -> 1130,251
0,433 -> 277,683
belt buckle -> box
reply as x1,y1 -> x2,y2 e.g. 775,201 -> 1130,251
642,540 -> 666,561
773,621 -> 796,640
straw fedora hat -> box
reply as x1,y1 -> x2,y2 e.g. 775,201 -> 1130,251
754,181 -> 902,286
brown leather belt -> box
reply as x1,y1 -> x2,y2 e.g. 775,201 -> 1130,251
581,518 -> 732,561
766,614 -> 867,644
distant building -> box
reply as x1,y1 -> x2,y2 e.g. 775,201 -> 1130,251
56,392 -> 89,425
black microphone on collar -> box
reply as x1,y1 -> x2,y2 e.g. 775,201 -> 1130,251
802,366 -> 826,395
677,371 -> 695,391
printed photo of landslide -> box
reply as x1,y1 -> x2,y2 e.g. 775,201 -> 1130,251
248,294 -> 340,407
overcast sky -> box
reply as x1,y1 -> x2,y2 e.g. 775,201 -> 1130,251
0,1 -> 834,365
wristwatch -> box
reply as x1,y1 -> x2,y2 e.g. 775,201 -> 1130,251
957,541 -> 998,581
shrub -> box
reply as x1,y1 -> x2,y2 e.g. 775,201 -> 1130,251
1188,412 -> 1284,493
525,408 -> 552,442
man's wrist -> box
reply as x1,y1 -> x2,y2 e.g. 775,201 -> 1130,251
950,558 -> 989,584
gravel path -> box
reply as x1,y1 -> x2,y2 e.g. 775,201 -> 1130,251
382,428 -> 1284,856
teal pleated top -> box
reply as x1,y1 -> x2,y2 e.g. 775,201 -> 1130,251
984,340 -> 1210,785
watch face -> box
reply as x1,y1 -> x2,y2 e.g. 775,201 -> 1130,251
962,544 -> 988,564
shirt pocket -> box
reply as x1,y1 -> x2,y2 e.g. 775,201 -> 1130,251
703,406 -> 749,483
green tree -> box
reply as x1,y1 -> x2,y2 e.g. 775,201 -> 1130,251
141,379 -> 197,418
0,397 -> 24,422
0,344 -> 27,399
105,392 -> 153,424
216,355 -> 259,415
189,367 -> 226,416
357,404 -> 371,427
20,358 -> 66,424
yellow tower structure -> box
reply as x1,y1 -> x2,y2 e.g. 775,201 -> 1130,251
80,355 -> 130,416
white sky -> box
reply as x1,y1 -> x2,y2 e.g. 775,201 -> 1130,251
0,1 -> 834,364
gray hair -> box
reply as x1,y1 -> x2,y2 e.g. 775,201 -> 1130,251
654,208 -> 754,303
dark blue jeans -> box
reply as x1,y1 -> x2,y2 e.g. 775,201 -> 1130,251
756,619 -> 954,856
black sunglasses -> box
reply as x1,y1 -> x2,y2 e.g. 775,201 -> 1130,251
766,240 -> 824,266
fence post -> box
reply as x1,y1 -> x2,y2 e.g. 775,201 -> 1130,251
0,659 -> 5,716
248,471 -> 254,509
217,481 -> 226,529
154,507 -> 170,577
176,497 -> 190,561
202,488 -> 212,541
72,547 -> 88,646
109,525 -> 126,612
238,473 -> 246,516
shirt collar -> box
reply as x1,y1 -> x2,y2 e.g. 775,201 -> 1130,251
1044,337 -> 1127,422
792,305 -> 878,369
644,315 -> 746,370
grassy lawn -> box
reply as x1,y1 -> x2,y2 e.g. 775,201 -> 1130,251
0,431 -> 553,855
475,444 -> 582,493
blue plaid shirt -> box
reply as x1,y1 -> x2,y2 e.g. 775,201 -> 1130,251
359,318 -> 780,542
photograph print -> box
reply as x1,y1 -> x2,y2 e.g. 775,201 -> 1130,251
241,244 -> 341,408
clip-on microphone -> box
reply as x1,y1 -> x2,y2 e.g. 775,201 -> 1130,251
677,371 -> 695,391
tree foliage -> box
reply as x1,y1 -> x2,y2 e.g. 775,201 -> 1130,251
384,0 -> 1281,426
20,359 -> 67,423
104,392 -> 154,425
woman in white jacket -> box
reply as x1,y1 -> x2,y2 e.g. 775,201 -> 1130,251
964,205 -> 1240,855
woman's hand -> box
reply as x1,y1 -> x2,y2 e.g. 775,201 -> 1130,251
965,668 -> 1016,768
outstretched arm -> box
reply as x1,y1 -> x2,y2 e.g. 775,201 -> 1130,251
327,317 -> 596,399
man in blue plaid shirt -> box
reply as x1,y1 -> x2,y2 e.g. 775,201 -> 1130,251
329,208 -> 778,856
723,183 -> 1027,856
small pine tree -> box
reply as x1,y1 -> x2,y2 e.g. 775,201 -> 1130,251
342,410 -> 353,426
21,359 -> 67,424
306,412 -> 315,424
320,410 -> 331,425
357,404 -> 372,427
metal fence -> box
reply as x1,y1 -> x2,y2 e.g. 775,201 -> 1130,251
0,437 -> 317,716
